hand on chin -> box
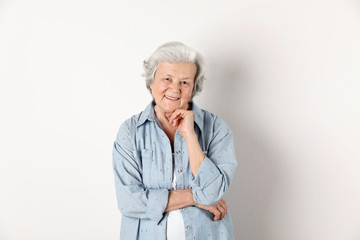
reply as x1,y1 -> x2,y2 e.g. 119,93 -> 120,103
165,112 -> 173,120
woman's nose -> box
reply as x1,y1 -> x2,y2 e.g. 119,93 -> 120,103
169,81 -> 181,92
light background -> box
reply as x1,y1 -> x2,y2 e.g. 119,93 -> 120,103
1,0 -> 360,239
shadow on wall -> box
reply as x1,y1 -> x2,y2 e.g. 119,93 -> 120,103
203,52 -> 285,240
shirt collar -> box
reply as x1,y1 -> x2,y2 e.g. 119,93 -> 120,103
136,101 -> 157,127
136,101 -> 204,132
190,102 -> 204,132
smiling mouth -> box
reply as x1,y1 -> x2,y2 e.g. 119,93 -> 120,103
165,95 -> 180,101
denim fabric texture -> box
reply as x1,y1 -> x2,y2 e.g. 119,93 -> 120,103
112,101 -> 238,240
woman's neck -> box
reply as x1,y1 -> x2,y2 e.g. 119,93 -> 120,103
154,105 -> 174,128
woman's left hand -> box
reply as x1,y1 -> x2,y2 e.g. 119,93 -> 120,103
167,109 -> 195,139
195,199 -> 228,221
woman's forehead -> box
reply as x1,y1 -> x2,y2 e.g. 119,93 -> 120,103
156,62 -> 197,76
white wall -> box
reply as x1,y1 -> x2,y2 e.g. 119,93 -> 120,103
1,0 -> 359,239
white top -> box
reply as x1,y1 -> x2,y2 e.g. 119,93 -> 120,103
166,154 -> 186,240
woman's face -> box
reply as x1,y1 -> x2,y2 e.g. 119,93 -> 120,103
150,62 -> 197,114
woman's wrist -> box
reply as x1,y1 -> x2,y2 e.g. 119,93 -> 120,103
183,130 -> 197,142
182,188 -> 196,206
165,189 -> 196,212
187,188 -> 196,206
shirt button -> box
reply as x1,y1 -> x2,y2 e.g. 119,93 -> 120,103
178,169 -> 182,173
176,150 -> 181,154
182,207 -> 186,210
177,132 -> 181,135
186,225 -> 190,229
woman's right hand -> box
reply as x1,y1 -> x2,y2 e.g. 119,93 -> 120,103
195,198 -> 228,221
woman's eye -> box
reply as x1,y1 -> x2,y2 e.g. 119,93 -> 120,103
165,78 -> 170,81
182,81 -> 189,85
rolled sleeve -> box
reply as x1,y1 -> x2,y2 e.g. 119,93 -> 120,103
146,189 -> 169,223
191,157 -> 223,205
190,117 -> 238,205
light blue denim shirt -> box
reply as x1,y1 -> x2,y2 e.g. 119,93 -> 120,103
112,101 -> 238,240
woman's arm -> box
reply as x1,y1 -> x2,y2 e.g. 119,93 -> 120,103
195,198 -> 228,221
190,118 -> 238,205
113,121 -> 169,223
164,189 -> 195,212
168,109 -> 238,206
165,189 -> 228,221
183,132 -> 205,176
168,110 -> 204,176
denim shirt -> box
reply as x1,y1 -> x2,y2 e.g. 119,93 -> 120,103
112,101 -> 238,240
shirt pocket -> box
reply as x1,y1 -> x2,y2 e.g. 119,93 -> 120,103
140,148 -> 153,187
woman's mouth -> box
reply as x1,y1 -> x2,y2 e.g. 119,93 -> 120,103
165,95 -> 180,101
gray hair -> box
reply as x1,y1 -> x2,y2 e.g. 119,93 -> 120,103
142,41 -> 206,100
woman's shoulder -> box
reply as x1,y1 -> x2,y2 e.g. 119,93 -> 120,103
117,112 -> 144,132
193,103 -> 231,131
116,103 -> 153,134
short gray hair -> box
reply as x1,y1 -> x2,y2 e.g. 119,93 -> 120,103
143,41 -> 206,100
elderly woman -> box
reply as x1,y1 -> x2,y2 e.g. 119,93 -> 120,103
112,42 -> 238,240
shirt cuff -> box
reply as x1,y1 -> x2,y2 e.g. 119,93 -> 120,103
191,157 -> 221,203
145,188 -> 169,223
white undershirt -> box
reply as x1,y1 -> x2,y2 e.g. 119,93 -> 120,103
166,154 -> 186,240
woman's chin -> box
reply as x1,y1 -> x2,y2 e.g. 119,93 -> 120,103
164,107 -> 177,113
155,100 -> 188,113
163,103 -> 181,112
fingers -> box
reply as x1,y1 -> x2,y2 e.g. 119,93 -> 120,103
197,204 -> 220,221
168,110 -> 184,125
216,202 -> 226,220
210,204 -> 225,221
218,199 -> 228,216
172,117 -> 179,127
194,200 -> 227,221
214,199 -> 227,221
168,109 -> 193,124
212,208 -> 221,221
